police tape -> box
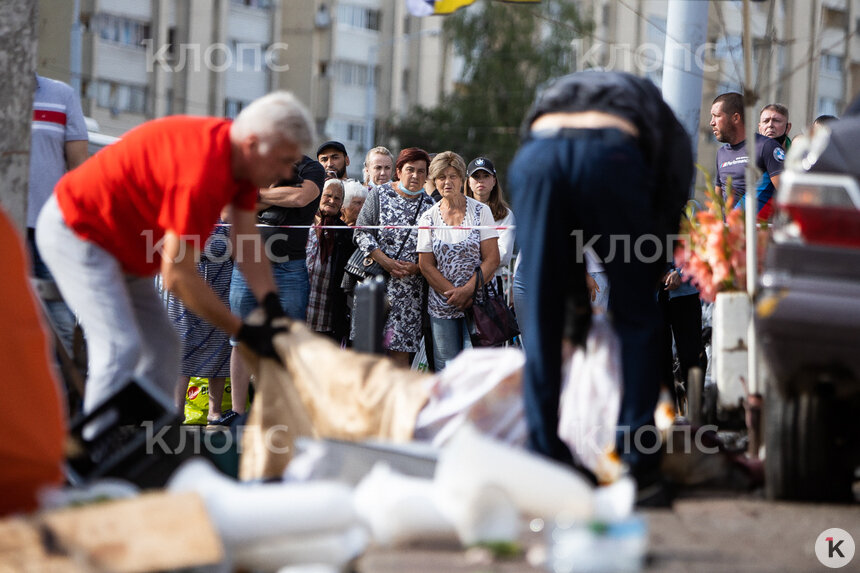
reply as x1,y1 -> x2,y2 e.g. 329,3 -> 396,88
215,223 -> 516,230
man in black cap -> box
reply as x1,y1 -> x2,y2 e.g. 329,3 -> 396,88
317,140 -> 350,181
508,71 -> 693,500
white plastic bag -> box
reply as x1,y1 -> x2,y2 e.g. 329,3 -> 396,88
413,347 -> 527,447
411,336 -> 429,372
558,316 -> 623,483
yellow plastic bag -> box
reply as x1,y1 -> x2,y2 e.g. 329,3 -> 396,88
184,377 -> 234,425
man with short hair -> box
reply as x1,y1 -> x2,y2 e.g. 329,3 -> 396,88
28,75 -> 89,351
758,103 -> 792,150
36,91 -> 313,427
711,92 -> 784,220
317,140 -> 350,180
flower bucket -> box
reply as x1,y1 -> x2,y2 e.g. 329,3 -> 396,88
713,291 -> 750,411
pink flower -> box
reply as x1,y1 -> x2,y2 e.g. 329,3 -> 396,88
676,170 -> 770,303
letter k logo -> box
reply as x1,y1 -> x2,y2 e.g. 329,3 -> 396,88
816,528 -> 855,568
828,537 -> 845,559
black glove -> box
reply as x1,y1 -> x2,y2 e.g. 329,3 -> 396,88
237,322 -> 286,359
262,292 -> 286,322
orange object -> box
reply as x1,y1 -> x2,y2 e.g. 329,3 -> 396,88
0,208 -> 66,515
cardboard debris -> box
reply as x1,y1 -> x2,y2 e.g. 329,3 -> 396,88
240,317 -> 432,481
0,492 -> 223,573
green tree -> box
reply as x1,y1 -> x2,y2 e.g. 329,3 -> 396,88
389,0 -> 591,183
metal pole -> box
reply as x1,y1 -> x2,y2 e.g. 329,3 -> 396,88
364,45 -> 378,156
70,0 -> 82,98
661,0 -> 709,165
742,0 -> 762,457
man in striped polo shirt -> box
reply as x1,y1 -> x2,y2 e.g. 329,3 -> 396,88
28,75 -> 89,351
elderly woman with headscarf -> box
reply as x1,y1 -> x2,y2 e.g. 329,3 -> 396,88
417,151 -> 500,371
352,147 -> 435,366
306,178 -> 355,342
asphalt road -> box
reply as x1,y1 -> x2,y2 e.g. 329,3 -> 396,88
359,492 -> 860,572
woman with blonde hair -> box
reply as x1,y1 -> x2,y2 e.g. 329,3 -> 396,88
417,151 -> 500,370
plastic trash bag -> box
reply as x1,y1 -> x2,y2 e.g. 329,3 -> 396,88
558,316 -> 624,483
183,377 -> 235,425
411,337 -> 430,372
414,347 -> 527,447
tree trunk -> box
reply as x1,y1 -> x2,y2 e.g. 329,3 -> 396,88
0,0 -> 37,235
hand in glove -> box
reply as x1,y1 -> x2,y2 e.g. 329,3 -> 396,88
262,291 -> 286,322
237,321 -> 286,360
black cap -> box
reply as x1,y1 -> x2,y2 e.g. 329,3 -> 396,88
467,157 -> 496,177
316,140 -> 347,157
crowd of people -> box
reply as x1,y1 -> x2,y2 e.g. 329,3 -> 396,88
169,141 -> 519,418
29,69 -> 841,503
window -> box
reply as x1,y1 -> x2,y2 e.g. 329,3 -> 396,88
225,99 -> 248,119
821,53 -> 844,74
94,13 -> 150,48
337,4 -> 381,32
231,0 -> 273,8
817,96 -> 840,117
334,61 -> 377,87
346,122 -> 365,143
87,79 -> 148,115
230,39 -> 265,70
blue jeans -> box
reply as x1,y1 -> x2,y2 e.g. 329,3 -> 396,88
229,258 -> 309,339
429,315 -> 472,371
512,266 -> 528,340
508,129 -> 666,475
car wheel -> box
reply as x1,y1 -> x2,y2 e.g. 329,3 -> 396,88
764,382 -> 853,501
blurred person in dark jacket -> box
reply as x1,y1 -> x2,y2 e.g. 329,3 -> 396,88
508,71 -> 693,499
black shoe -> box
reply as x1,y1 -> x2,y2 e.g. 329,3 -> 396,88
207,410 -> 239,427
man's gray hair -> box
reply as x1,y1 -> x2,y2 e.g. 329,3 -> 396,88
233,91 -> 315,152
342,180 -> 368,208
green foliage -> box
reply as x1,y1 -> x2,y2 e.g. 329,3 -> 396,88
389,0 -> 591,184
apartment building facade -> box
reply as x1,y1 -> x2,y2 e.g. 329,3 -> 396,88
37,0 -> 459,178
277,0 -> 458,177
582,0 -> 860,185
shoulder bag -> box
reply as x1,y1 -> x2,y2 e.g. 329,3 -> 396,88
344,191 -> 424,282
466,266 -> 520,347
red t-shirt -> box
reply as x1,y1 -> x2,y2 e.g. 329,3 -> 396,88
55,116 -> 257,276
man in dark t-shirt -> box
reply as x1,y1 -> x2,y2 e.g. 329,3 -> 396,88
711,92 -> 784,220
222,155 -> 324,425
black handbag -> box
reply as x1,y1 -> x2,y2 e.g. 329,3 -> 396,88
345,190 -> 423,282
466,266 -> 520,347
344,249 -> 385,281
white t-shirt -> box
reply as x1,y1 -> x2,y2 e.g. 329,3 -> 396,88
495,207 -> 516,269
416,195 -> 499,252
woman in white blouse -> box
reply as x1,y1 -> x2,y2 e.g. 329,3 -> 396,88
417,152 -> 500,371
464,157 -> 515,280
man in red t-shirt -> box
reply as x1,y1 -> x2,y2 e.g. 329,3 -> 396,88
35,92 -> 314,430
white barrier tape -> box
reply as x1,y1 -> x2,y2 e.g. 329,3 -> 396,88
215,223 -> 515,231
